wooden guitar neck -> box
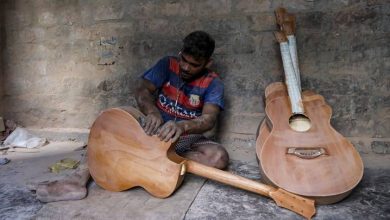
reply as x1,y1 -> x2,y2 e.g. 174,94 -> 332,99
185,160 -> 315,219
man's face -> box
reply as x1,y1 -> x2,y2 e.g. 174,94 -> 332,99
179,52 -> 209,81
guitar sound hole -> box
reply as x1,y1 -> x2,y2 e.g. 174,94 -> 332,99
289,114 -> 311,132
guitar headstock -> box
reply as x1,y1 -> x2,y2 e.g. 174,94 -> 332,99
275,7 -> 287,27
269,188 -> 316,219
282,21 -> 295,36
275,8 -> 297,36
284,13 -> 296,33
274,31 -> 288,43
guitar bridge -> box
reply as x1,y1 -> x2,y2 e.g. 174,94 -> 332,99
287,147 -> 327,159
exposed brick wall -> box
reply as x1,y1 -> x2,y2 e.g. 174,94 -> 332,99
0,1 -> 389,164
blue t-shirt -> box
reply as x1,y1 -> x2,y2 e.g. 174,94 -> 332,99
142,56 -> 224,122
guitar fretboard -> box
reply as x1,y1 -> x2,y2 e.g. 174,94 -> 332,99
287,35 -> 301,92
279,42 -> 304,114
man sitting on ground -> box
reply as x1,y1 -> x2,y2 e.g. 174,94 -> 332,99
31,30 -> 229,202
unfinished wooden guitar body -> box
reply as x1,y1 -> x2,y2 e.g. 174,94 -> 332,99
87,107 -> 186,198
256,82 -> 364,204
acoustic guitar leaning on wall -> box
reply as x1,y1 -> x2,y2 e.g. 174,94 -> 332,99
256,8 -> 364,204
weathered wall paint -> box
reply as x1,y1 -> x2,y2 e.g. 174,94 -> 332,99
0,1 -> 389,162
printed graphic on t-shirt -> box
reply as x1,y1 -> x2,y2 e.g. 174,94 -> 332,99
157,94 -> 199,119
189,94 -> 200,106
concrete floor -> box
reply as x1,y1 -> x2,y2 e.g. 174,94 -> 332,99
1,141 -> 389,220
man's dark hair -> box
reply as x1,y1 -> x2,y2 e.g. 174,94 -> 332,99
182,31 -> 215,60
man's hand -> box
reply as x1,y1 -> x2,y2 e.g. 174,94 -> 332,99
136,79 -> 164,135
143,112 -> 163,135
157,121 -> 185,142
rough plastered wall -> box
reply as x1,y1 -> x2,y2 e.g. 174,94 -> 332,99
0,2 -> 5,115
1,1 -> 389,166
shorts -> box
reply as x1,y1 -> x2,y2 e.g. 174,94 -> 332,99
175,134 -> 219,154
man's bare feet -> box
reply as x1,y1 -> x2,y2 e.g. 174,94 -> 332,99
34,180 -> 87,203
28,157 -> 91,203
